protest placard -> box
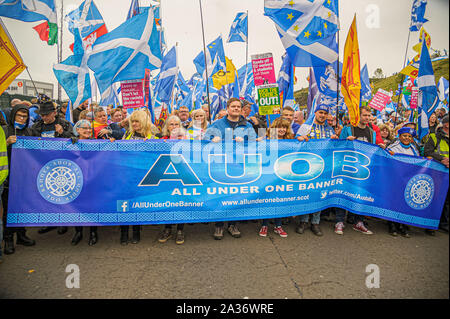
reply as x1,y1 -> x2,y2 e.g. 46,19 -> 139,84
121,80 -> 145,109
410,87 -> 419,109
251,53 -> 276,86
257,84 -> 281,115
368,88 -> 392,111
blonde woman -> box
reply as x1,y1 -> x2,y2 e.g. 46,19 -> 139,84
187,109 -> 208,140
120,110 -> 158,245
123,109 -> 159,140
161,115 -> 187,140
378,123 -> 394,148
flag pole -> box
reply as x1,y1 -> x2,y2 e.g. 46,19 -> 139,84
198,0 -> 211,123
245,10 -> 249,99
335,31 -> 340,132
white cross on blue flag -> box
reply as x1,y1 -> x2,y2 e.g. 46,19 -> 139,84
87,7 -> 162,95
417,39 -> 439,140
154,46 -> 178,107
0,0 -> 56,23
66,0 -> 104,38
53,29 -> 91,108
227,12 -> 248,43
193,36 -> 226,79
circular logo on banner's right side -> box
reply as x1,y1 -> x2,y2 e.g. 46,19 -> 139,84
404,174 -> 434,210
37,159 -> 83,205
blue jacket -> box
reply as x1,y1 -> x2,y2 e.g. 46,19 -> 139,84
204,116 -> 257,141
339,125 -> 377,144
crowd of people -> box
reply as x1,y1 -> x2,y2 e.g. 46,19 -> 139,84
0,95 -> 448,263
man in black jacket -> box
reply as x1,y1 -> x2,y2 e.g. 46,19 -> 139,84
31,101 -> 74,235
72,100 -> 89,124
31,101 -> 74,139
2,104 -> 36,255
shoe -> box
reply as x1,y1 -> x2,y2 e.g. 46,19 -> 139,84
88,232 -> 98,246
214,227 -> 224,240
37,226 -> 56,234
274,226 -> 288,238
259,226 -> 268,237
175,230 -> 185,245
3,235 -> 15,255
120,228 -> 128,245
131,227 -> 140,244
158,228 -> 172,243
295,222 -> 307,234
227,225 -> 241,238
57,227 -> 68,235
425,229 -> 435,236
16,231 -> 36,246
71,232 -> 83,246
397,225 -> 410,238
439,224 -> 449,233
353,222 -> 373,235
334,222 -> 344,235
388,223 -> 398,237
311,224 -> 323,236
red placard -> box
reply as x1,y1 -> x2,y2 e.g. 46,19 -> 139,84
410,87 -> 419,109
121,80 -> 145,109
368,89 -> 392,111
251,53 -> 276,86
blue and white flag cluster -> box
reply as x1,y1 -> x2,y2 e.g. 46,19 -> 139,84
66,0 -> 104,38
417,40 -> 439,140
0,0 -> 57,24
87,7 -> 162,95
360,64 -> 372,102
410,0 -> 428,32
53,28 -> 91,108
277,53 -> 296,109
154,46 -> 178,108
227,12 -> 248,43
193,36 -> 226,79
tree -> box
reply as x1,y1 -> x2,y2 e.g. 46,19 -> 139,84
373,68 -> 384,79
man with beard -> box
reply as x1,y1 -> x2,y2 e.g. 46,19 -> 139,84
295,104 -> 338,236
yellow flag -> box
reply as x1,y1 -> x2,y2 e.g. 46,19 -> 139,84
412,27 -> 431,53
0,20 -> 26,95
341,15 -> 361,127
212,57 -> 237,90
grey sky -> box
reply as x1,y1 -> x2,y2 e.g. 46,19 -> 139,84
2,0 -> 449,101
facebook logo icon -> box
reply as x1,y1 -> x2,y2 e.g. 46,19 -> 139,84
117,200 -> 129,212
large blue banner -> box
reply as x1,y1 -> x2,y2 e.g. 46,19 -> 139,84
7,137 -> 449,229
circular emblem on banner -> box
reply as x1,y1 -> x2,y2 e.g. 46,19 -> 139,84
37,159 -> 83,205
17,81 -> 23,87
404,174 -> 434,210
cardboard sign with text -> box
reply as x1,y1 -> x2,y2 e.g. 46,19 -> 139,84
257,84 -> 281,115
121,80 -> 145,109
410,87 -> 419,109
369,88 -> 392,111
251,53 -> 276,86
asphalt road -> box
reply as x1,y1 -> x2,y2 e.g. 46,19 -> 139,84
0,217 -> 448,299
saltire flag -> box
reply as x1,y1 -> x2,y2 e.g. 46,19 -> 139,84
87,7 -> 162,96
410,0 -> 428,32
0,18 -> 26,95
187,72 -> 202,87
277,53 -> 296,109
100,83 -> 120,108
417,39 -> 439,140
181,78 -> 201,112
341,15 -> 361,126
0,0 -> 57,45
193,36 -> 226,80
264,0 -> 339,67
127,0 -> 140,20
176,71 -> 190,100
360,64 -> 372,101
65,100 -> 74,124
154,45 -> 178,110
307,67 -> 318,116
227,12 -> 248,43
53,28 -> 91,109
66,0 -> 107,51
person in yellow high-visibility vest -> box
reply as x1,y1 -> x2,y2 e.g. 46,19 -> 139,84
424,114 -> 449,235
0,112 -> 9,262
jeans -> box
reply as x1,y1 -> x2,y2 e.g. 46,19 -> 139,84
335,208 -> 364,224
298,212 -> 321,224
262,218 -> 282,227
